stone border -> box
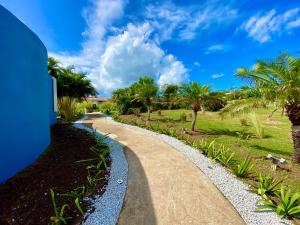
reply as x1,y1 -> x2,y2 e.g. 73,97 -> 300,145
73,116 -> 128,225
107,116 -> 291,225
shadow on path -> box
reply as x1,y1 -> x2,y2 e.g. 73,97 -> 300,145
117,147 -> 157,225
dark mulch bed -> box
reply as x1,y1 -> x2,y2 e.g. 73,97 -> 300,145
0,124 -> 110,225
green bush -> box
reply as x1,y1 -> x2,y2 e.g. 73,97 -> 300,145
76,101 -> 98,116
180,112 -> 187,122
99,101 -> 117,115
257,187 -> 300,219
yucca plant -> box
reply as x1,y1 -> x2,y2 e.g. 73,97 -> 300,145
257,187 -> 300,219
235,157 -> 253,177
49,189 -> 71,225
58,97 -> 77,123
254,174 -> 283,199
218,145 -> 235,166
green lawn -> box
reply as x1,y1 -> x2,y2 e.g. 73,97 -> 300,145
120,108 -> 300,191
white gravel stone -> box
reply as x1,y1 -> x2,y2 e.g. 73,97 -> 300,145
107,116 -> 291,225
73,117 -> 128,225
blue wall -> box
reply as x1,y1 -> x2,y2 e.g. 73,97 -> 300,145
0,5 -> 56,183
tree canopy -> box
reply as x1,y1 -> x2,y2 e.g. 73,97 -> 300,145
48,57 -> 97,99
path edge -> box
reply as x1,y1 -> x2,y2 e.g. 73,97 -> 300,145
73,116 -> 128,225
106,115 -> 291,225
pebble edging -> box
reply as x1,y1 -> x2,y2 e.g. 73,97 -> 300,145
73,116 -> 128,225
107,116 -> 291,225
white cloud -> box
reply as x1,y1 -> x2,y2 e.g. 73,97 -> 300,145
211,73 -> 224,79
286,17 -> 300,29
50,0 -> 125,72
50,0 -> 188,96
91,23 -> 188,94
193,61 -> 200,67
241,8 -> 300,43
205,44 -> 230,54
145,1 -> 237,41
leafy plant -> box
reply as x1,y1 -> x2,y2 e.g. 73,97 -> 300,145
236,128 -> 251,140
60,186 -> 86,215
249,113 -> 265,139
254,174 -> 283,199
218,145 -> 235,166
199,139 -> 215,155
234,157 -> 253,177
257,188 -> 300,219
50,189 -> 71,225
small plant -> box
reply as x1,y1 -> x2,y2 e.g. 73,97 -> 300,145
236,128 -> 251,140
218,145 -> 235,166
50,189 -> 71,225
254,174 -> 283,199
180,112 -> 187,122
60,186 -> 86,215
257,187 -> 300,219
199,139 -> 215,155
234,157 -> 253,177
249,113 -> 265,139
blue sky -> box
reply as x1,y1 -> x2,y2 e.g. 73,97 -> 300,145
1,0 -> 300,96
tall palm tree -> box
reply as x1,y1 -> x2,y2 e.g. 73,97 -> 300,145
134,76 -> 158,120
236,53 -> 300,163
179,82 -> 210,131
48,57 -> 62,77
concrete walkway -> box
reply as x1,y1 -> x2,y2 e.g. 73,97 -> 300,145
84,114 -> 245,225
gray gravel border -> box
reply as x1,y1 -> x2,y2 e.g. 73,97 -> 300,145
106,116 -> 291,225
73,116 -> 128,225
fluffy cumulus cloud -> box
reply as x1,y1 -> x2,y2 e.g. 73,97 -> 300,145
50,0 -> 188,96
91,23 -> 188,93
241,8 -> 300,43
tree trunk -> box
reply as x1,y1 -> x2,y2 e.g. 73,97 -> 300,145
147,106 -> 151,121
292,125 -> 300,163
191,110 -> 198,131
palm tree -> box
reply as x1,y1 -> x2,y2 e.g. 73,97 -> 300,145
48,57 -> 62,77
134,76 -> 158,120
235,53 -> 300,163
179,82 -> 210,131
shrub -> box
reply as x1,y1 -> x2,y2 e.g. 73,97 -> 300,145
76,101 -> 95,115
58,97 -> 77,123
254,174 -> 283,199
203,98 -> 227,112
99,101 -> 117,115
128,108 -> 141,116
180,112 -> 187,122
249,113 -> 265,139
234,157 -> 253,177
257,188 -> 300,219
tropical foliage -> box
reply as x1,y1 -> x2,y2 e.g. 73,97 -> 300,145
178,82 -> 211,131
233,53 -> 300,163
48,57 -> 97,99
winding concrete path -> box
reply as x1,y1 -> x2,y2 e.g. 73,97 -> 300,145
84,114 -> 245,225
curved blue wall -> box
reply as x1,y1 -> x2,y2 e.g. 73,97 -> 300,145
0,5 -> 55,183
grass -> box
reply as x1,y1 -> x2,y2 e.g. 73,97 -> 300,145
119,108 -> 300,191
